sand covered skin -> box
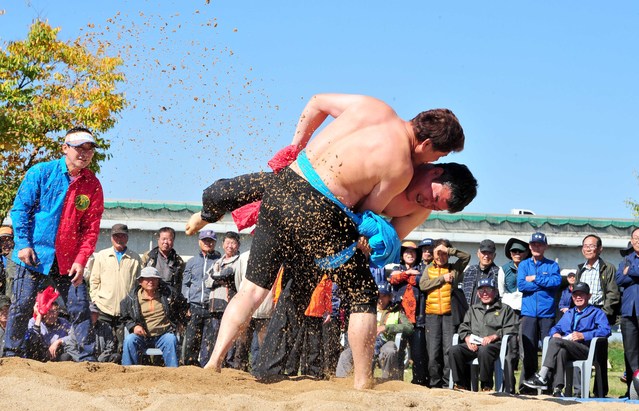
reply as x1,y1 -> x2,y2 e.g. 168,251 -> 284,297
0,358 -> 634,410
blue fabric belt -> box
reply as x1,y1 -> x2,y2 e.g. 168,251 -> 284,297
297,150 -> 400,269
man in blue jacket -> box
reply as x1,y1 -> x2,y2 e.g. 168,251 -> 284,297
616,227 -> 639,397
517,232 -> 561,393
523,282 -> 611,397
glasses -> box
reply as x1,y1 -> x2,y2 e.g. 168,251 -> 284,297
632,236 -> 639,242
477,288 -> 494,294
582,244 -> 598,250
510,249 -> 524,254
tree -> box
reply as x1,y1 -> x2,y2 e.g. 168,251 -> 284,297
0,20 -> 126,222
627,174 -> 639,217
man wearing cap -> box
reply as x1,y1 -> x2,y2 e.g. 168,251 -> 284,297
207,231 -> 243,366
576,234 -> 620,327
120,266 -> 188,367
4,127 -> 103,360
616,227 -> 639,397
418,238 -> 435,266
88,223 -> 142,351
497,238 -> 528,313
62,302 -> 120,363
0,226 -> 16,296
524,282 -> 611,397
462,239 -> 500,306
517,232 -> 561,393
141,227 -> 186,293
450,278 -> 518,392
181,229 -> 221,366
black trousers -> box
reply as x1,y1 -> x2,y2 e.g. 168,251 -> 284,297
542,337 -> 589,389
519,316 -> 554,385
252,284 -> 306,379
621,315 -> 639,393
410,326 -> 428,385
449,341 -> 502,389
286,316 -> 324,377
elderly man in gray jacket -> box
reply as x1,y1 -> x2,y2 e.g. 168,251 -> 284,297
449,278 -> 518,392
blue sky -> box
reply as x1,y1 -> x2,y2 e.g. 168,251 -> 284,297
2,1 -> 638,219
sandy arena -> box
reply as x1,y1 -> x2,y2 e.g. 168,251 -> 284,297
1,358 -> 635,410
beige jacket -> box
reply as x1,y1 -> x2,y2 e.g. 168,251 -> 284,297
89,247 -> 142,316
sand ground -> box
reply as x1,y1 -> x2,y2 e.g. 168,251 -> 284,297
0,358 -> 635,410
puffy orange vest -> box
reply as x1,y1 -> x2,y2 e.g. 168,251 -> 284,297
425,265 -> 452,315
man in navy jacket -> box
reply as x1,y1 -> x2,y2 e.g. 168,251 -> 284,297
523,282 -> 611,397
616,227 -> 639,397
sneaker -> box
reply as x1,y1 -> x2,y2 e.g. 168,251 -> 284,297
523,374 -> 548,390
552,388 -> 564,398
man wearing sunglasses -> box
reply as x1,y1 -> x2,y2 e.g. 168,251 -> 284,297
3,127 -> 103,361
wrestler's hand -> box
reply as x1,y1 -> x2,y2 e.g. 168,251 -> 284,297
69,263 -> 85,287
18,247 -> 38,267
186,212 -> 209,236
356,236 -> 371,257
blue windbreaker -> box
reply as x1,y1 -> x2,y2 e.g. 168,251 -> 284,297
517,256 -> 561,318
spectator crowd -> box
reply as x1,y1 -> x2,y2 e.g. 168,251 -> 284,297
1,127 -> 638,400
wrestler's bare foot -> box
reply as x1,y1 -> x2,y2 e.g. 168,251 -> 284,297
203,356 -> 222,372
186,212 -> 208,236
353,376 -> 374,390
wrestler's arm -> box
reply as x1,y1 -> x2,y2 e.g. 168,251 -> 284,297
291,94 -> 385,149
390,208 -> 432,240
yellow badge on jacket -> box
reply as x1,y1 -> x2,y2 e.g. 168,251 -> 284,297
75,194 -> 90,211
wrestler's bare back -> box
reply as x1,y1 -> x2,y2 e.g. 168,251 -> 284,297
289,94 -> 420,215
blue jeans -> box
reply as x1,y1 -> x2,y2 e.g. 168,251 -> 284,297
122,332 -> 179,367
4,264 -> 94,360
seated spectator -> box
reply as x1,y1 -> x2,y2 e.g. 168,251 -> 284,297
449,278 -> 518,392
558,271 -> 577,315
25,301 -> 71,362
120,267 -> 187,367
62,302 -> 120,363
523,282 -> 611,397
374,283 -> 414,380
0,295 -> 11,356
